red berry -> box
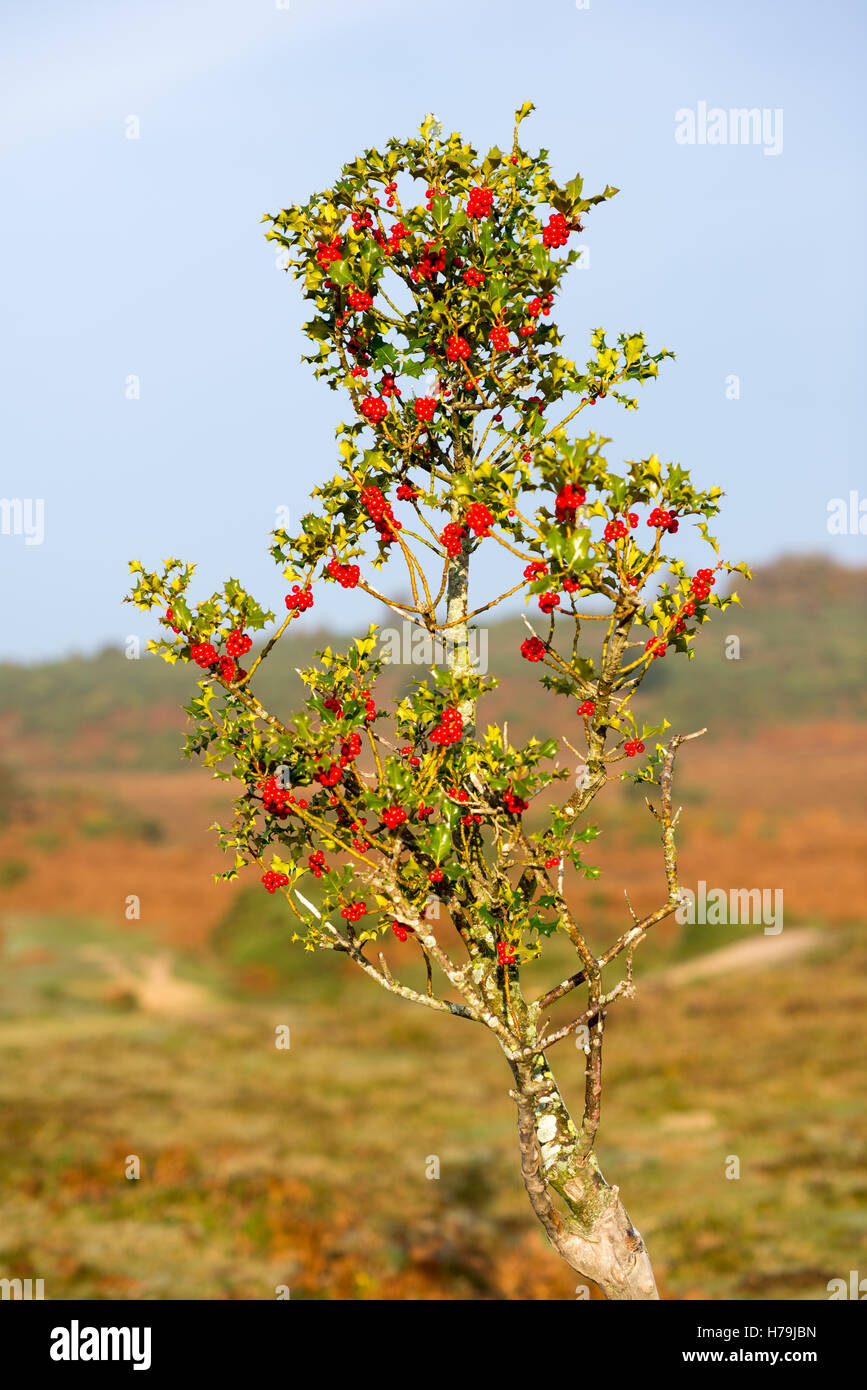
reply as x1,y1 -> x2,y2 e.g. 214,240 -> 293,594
504,787 -> 529,814
520,636 -> 546,662
466,186 -> 494,220
555,483 -> 586,522
226,629 -> 252,659
285,585 -> 314,613
190,642 -> 217,668
361,394 -> 388,424
440,522 -> 466,557
542,212 -> 570,249
465,502 -> 493,537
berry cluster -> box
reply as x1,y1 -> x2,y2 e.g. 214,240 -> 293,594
430,706 -> 463,746
382,806 -> 407,829
414,396 -> 436,423
314,761 -> 342,789
361,394 -> 388,424
308,851 -> 329,878
542,212 -> 570,249
259,774 -> 291,817
396,482 -> 418,501
489,324 -> 511,352
361,486 -> 400,545
538,591 -> 560,614
466,186 -> 494,219
326,557 -> 360,588
645,637 -> 667,660
392,922 -> 409,942
465,502 -> 493,536
357,687 -> 377,722
462,267 -> 485,288
690,568 -> 716,601
377,375 -> 398,400
285,585 -> 314,612
527,293 -> 554,318
347,285 -> 373,312
225,630 -> 252,659
340,900 -> 367,922
315,236 -> 342,268
446,333 -> 471,363
262,869 -> 289,893
441,522 -> 466,557
624,739 -> 645,757
350,208 -> 373,231
520,636 -> 546,662
648,507 -> 678,534
496,940 -> 516,965
428,868 -> 444,884
577,699 -> 595,717
523,560 -> 548,581
340,731 -> 362,766
504,788 -> 529,814
218,655 -> 241,683
555,483 -> 586,523
413,241 -> 446,282
371,220 -> 407,257
604,519 -> 628,543
190,642 -> 217,668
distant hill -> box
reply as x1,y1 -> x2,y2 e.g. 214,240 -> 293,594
0,555 -> 863,772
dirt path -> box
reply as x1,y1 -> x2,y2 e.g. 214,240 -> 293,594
650,927 -> 824,988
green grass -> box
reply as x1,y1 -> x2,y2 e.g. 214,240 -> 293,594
0,910 -> 864,1299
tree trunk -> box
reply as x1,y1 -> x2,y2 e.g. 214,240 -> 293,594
510,1052 -> 659,1300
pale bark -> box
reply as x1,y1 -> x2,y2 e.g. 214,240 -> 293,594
509,1052 -> 659,1300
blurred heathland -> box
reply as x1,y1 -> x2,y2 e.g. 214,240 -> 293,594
0,555 -> 865,1299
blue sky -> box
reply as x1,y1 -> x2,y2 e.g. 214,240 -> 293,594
1,0 -> 864,660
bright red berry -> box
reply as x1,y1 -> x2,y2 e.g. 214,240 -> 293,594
190,642 -> 217,668
466,186 -> 494,220
520,636 -> 546,662
441,522 -> 466,557
465,502 -> 493,537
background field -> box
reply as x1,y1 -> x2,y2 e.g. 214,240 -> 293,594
1,555 -> 865,1299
